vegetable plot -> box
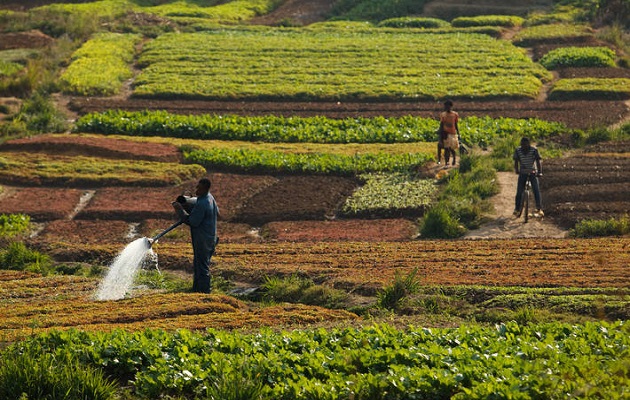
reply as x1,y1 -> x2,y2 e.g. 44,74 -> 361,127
133,30 -> 550,101
3,322 -> 628,399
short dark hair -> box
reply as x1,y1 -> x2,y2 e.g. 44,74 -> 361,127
198,177 -> 211,191
521,137 -> 530,144
444,99 -> 453,107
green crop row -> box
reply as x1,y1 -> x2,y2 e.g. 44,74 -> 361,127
183,145 -> 432,175
341,173 -> 437,217
512,23 -> 593,46
4,321 -> 628,399
59,32 -> 141,96
0,152 -> 205,186
549,78 -> 630,100
32,0 -> 133,19
452,15 -> 525,28
75,110 -> 568,148
132,30 -> 550,101
31,0 -> 282,24
540,46 -> 617,69
377,17 -> 450,29
141,0 -> 282,24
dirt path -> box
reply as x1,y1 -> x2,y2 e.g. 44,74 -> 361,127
464,172 -> 568,239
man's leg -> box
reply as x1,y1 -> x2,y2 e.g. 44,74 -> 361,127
514,173 -> 527,211
192,235 -> 212,293
437,142 -> 443,164
530,175 -> 542,210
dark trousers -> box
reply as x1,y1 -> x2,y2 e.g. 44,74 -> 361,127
515,173 -> 542,210
191,233 -> 216,293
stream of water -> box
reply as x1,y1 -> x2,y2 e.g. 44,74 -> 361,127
95,237 -> 155,301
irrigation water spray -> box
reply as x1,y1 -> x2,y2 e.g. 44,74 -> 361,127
95,237 -> 155,301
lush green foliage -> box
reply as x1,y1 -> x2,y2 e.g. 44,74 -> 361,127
377,267 -> 421,311
549,77 -> 630,100
8,93 -> 69,134
341,173 -> 436,217
421,154 -> 499,238
60,32 -> 140,96
75,110 -> 569,147
133,30 -> 550,101
569,215 -> 630,237
0,241 -> 52,274
261,275 -> 349,309
540,46 -> 617,69
0,347 -> 117,400
420,205 -> 467,239
5,321 -> 628,399
451,15 -> 524,28
377,17 -> 449,29
0,214 -> 30,238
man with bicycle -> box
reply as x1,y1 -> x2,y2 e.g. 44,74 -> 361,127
513,137 -> 543,217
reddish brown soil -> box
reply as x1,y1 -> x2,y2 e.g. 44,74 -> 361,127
1,134 -> 182,162
0,187 -> 84,221
542,140 -> 630,228
0,30 -> 54,50
264,218 -> 418,242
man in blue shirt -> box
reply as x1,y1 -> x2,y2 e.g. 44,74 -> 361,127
173,178 -> 219,293
513,137 -> 543,217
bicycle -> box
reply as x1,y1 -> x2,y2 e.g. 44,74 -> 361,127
516,172 -> 541,223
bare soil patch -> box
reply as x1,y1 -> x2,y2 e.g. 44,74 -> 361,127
264,218 -> 418,242
249,0 -> 336,26
0,30 -> 54,50
233,175 -> 359,225
2,134 -> 182,162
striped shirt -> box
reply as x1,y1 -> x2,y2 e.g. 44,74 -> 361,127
513,146 -> 541,174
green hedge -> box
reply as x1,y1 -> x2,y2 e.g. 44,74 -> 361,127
540,46 -> 616,69
452,15 -> 524,28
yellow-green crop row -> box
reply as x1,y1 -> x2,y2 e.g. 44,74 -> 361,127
71,133 -> 435,175
0,151 -> 205,186
512,23 -> 593,46
32,0 -> 133,19
31,0 -> 281,23
133,30 -> 550,101
60,32 -> 141,96
181,138 -> 435,175
549,78 -> 630,100
143,0 -> 282,24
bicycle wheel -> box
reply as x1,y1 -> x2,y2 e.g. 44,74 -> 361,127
523,187 -> 530,223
